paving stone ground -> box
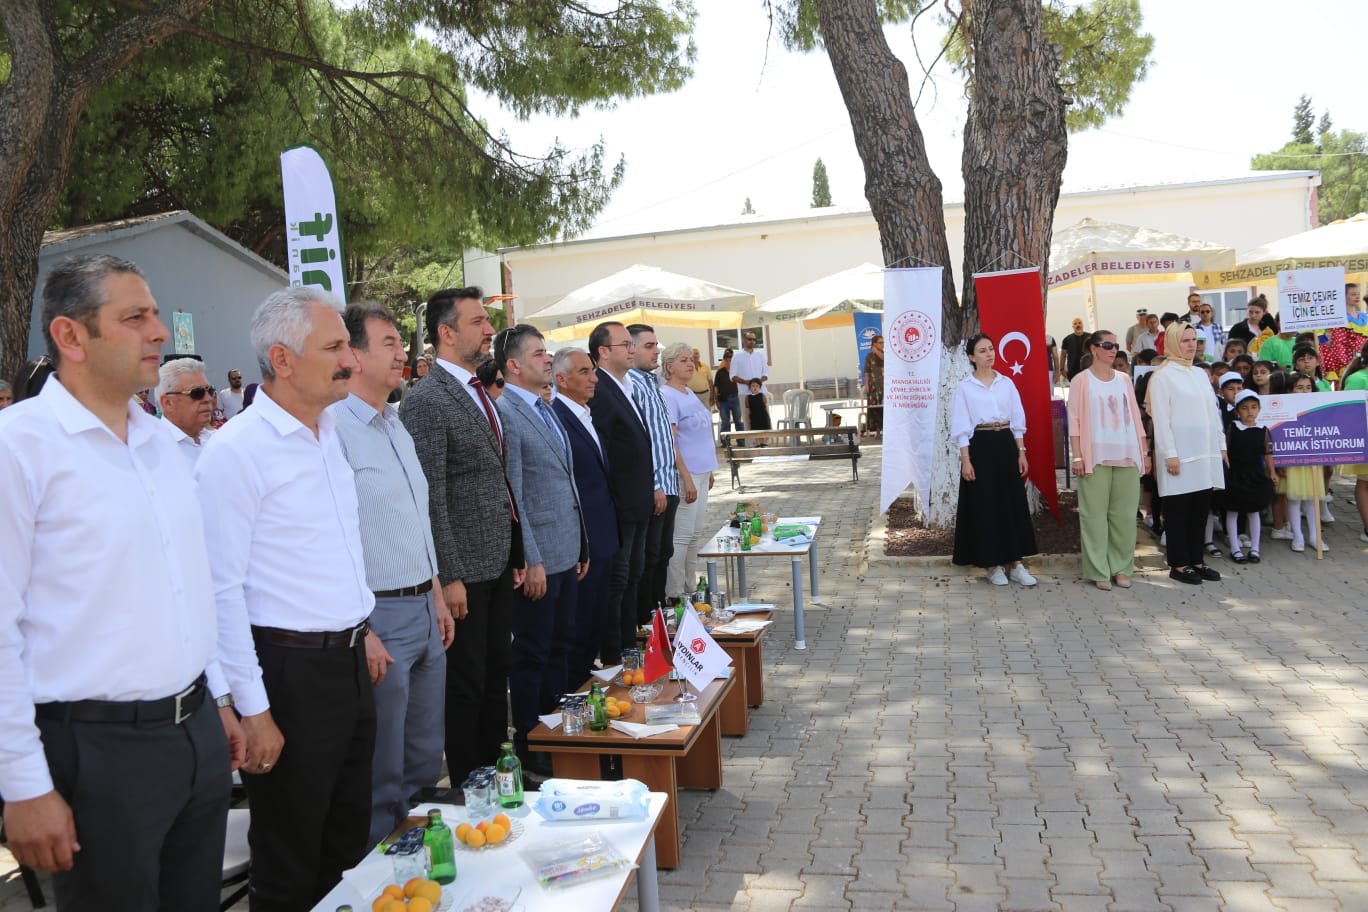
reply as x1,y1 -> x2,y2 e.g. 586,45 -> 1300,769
5,446 -> 1368,911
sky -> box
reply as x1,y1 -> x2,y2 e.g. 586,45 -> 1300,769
476,0 -> 1367,240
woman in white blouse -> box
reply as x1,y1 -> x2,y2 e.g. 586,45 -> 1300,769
1067,330 -> 1149,590
950,333 -> 1039,586
1147,322 -> 1228,585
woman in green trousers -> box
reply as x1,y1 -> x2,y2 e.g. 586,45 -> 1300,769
1067,330 -> 1149,590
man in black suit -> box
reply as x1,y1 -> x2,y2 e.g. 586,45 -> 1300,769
587,321 -> 655,663
551,347 -> 620,685
400,286 -> 524,788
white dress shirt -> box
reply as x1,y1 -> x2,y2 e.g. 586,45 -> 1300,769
555,392 -> 604,458
950,372 -> 1027,448
194,387 -> 373,716
0,379 -> 223,801
602,367 -> 647,426
163,420 -> 212,471
729,348 -> 769,394
435,357 -> 502,437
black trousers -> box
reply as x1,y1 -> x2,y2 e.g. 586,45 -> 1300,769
39,695 -> 229,911
244,637 -> 376,912
510,565 -> 577,752
1161,488 -> 1213,568
604,518 -> 649,664
570,553 -> 612,686
639,494 -> 680,622
443,565 -> 513,787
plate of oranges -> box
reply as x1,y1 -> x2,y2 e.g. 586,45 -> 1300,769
371,877 -> 447,912
454,812 -> 523,851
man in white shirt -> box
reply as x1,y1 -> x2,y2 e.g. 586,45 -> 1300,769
195,287 -> 374,911
156,357 -> 216,467
0,254 -> 243,908
218,368 -> 246,420
332,303 -> 452,845
728,329 -> 768,431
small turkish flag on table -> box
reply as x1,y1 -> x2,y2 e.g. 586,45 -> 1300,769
974,267 -> 1060,519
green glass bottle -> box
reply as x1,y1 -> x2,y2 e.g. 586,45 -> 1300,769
588,681 -> 609,731
495,742 -> 524,809
423,808 -> 457,884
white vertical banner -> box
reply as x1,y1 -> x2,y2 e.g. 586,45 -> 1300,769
281,145 -> 346,302
880,267 -> 944,513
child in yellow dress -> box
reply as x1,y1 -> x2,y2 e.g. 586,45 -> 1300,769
1280,373 -> 1328,553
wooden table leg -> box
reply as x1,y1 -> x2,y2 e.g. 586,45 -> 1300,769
745,642 -> 764,707
548,752 -> 602,779
719,647 -> 749,736
675,709 -> 723,791
621,755 -> 679,869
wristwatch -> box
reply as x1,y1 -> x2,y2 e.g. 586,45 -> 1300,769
214,694 -> 235,709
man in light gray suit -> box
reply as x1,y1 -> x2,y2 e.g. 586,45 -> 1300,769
494,325 -> 588,772
400,287 -> 524,788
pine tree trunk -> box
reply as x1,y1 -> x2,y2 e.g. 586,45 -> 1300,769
813,0 -> 961,341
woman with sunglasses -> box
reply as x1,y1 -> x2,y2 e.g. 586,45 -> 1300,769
1067,331 -> 1148,590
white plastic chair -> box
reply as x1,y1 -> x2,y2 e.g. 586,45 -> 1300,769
778,389 -> 815,439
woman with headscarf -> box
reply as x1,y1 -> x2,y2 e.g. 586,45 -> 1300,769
862,335 -> 884,435
1146,322 -> 1228,585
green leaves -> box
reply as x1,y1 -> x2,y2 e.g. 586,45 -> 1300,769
1253,103 -> 1367,226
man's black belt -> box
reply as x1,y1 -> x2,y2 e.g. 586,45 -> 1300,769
252,621 -> 369,649
373,580 -> 433,599
35,674 -> 208,726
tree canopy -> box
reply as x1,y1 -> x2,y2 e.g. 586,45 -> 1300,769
1253,97 -> 1366,226
811,157 -> 832,207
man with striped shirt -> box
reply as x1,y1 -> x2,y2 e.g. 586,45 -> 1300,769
627,324 -> 696,619
330,303 -> 452,845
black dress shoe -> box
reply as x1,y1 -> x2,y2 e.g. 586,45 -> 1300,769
1194,564 -> 1222,581
1169,567 -> 1203,585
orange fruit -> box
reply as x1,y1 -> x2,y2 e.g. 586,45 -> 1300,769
475,820 -> 489,832
403,876 -> 427,898
492,813 -> 511,830
383,885 -> 405,900
606,703 -> 622,718
455,822 -> 472,841
409,898 -> 434,912
415,880 -> 443,904
371,897 -> 391,912
486,823 -> 508,844
466,828 -> 487,848
378,902 -> 405,912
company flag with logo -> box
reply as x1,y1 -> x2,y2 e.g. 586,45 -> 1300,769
281,144 -> 346,302
974,267 -> 1059,519
672,606 -> 731,693
880,267 -> 944,513
643,606 -> 673,683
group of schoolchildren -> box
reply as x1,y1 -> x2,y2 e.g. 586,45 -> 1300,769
1124,328 -> 1368,564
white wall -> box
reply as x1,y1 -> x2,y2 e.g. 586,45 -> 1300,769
503,173 -> 1318,387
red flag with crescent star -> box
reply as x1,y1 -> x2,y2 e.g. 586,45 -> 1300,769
973,267 -> 1060,520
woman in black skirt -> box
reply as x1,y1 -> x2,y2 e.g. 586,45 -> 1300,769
951,333 -> 1040,586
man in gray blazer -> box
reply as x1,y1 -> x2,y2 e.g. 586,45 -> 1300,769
399,287 -> 524,788
494,325 -> 588,772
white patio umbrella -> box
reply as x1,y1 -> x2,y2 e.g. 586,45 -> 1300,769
523,264 -> 755,342
1193,212 -> 1368,289
1047,218 -> 1236,329
746,262 -> 885,388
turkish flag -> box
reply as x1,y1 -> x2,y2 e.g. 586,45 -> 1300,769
973,268 -> 1060,520
642,606 -> 673,683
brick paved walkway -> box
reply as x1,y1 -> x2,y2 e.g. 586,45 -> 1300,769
6,447 -> 1368,911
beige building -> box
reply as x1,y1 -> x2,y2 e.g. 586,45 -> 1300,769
500,170 -> 1319,390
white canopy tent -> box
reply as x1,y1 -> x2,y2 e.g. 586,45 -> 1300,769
747,262 -> 884,388
1193,212 -> 1368,289
523,264 -> 756,343
1048,218 -> 1237,328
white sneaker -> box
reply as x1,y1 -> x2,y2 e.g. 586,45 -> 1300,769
987,566 -> 1009,586
1322,500 -> 1336,523
1291,539 -> 1306,553
1312,539 -> 1330,552
1160,532 -> 1166,546
1361,531 -> 1368,544
1271,525 -> 1294,541
1239,534 -> 1252,550
1009,565 -> 1038,587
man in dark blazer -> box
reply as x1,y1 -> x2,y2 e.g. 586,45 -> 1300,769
399,286 -> 523,788
587,321 -> 655,664
493,325 -> 588,770
552,347 -> 620,685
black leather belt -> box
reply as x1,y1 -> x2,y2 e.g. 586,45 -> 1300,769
35,674 -> 208,726
373,580 -> 433,599
252,621 -> 369,649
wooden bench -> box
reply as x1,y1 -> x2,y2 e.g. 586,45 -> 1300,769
720,427 -> 860,492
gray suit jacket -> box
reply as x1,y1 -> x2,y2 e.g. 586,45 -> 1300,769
496,390 -> 586,576
399,362 -> 516,585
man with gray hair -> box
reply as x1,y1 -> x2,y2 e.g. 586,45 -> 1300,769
0,254 -> 243,909
156,357 -> 217,467
195,286 -> 375,910
330,302 -> 452,844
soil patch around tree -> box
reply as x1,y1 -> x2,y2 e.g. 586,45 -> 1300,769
885,489 -> 1081,556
